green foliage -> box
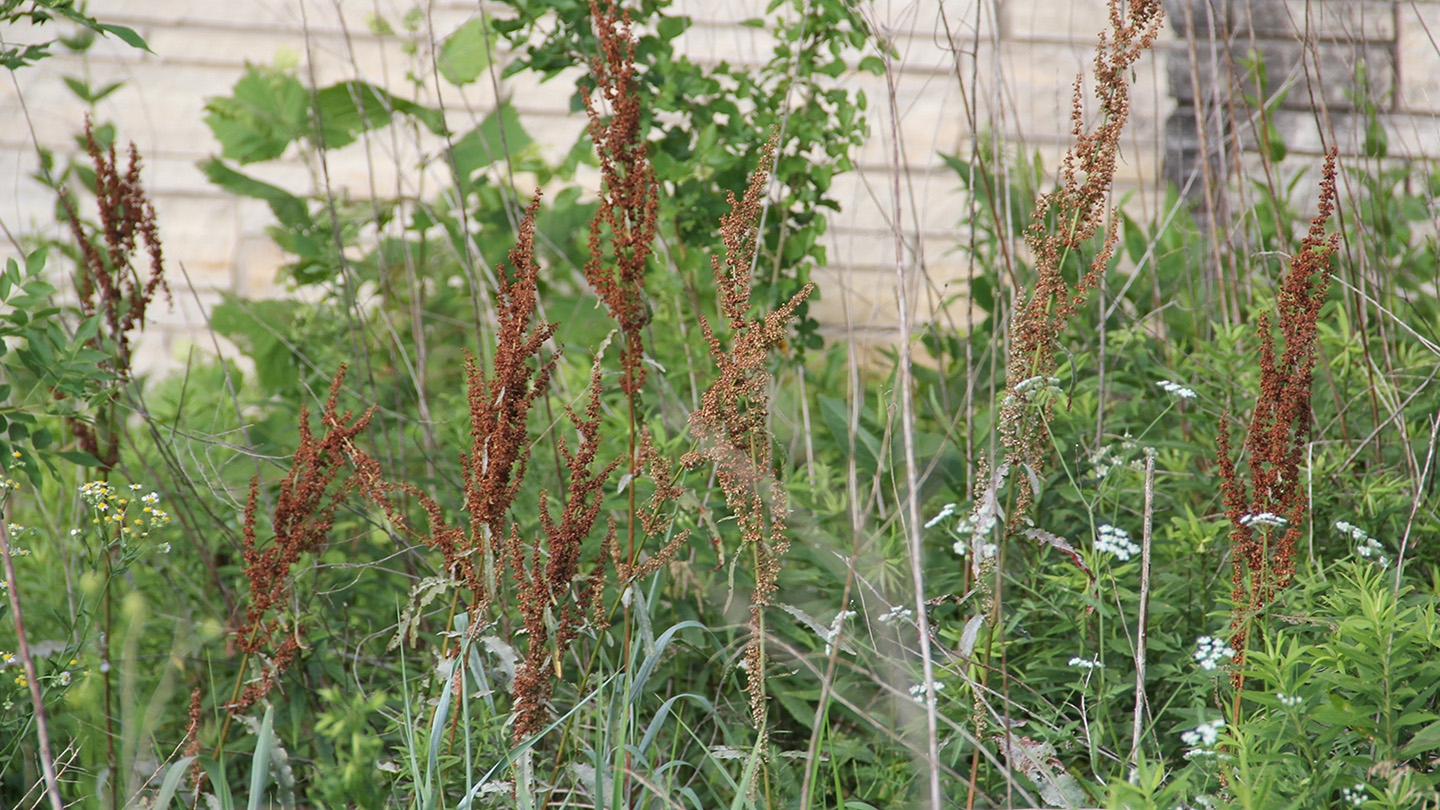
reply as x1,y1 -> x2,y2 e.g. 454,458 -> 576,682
5,1 -> 1440,809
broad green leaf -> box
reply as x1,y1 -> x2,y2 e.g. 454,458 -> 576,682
1402,720 -> 1440,757
312,81 -> 446,150
56,450 -> 100,467
447,103 -> 532,186
209,297 -> 300,395
437,18 -> 495,86
199,159 -> 311,229
98,24 -> 153,53
204,65 -> 310,164
247,705 -> 275,810
24,247 -> 47,277
657,15 -> 691,41
153,756 -> 197,810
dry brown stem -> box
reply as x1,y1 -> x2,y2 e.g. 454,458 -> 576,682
1219,149 -> 1339,675
681,135 -> 812,733
999,0 -> 1164,523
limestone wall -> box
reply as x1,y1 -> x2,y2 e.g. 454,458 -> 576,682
0,1 -> 1431,371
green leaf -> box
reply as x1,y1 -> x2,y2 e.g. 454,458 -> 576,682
98,24 -> 154,53
1364,118 -> 1388,159
74,315 -> 101,344
209,297 -> 300,394
247,705 -> 275,810
23,247 -> 46,278
657,15 -> 692,41
200,159 -> 312,229
153,756 -> 197,810
22,280 -> 56,298
1401,720 -> 1440,757
447,103 -> 533,187
437,18 -> 495,86
63,76 -> 93,102
56,450 -> 101,467
312,81 -> 446,150
204,65 -> 310,164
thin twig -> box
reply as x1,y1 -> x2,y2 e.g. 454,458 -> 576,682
878,17 -> 943,810
1393,409 -> 1439,596
1130,451 -> 1156,776
1,519 -> 65,810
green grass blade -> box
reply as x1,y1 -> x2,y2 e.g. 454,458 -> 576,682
629,621 -> 705,704
152,756 -> 196,809
247,705 -> 275,810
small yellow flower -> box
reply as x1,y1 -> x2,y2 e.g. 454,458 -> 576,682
14,675 -> 27,688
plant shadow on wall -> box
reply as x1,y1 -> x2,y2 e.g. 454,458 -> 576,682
3,0 -> 1440,807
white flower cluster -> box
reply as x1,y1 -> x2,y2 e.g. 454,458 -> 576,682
928,501 -> 999,560
1157,379 -> 1197,400
908,681 -> 945,703
1337,521 -> 1390,567
822,610 -> 856,656
1240,512 -> 1288,528
924,502 -> 957,529
1276,692 -> 1304,707
1068,656 -> 1103,670
1341,783 -> 1367,808
1096,524 -> 1140,561
1181,717 -> 1225,758
877,604 -> 912,623
1088,436 -> 1148,480
952,513 -> 999,560
1193,635 -> 1236,671
1007,374 -> 1063,404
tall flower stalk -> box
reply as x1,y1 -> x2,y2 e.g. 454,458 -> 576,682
1218,149 -> 1339,685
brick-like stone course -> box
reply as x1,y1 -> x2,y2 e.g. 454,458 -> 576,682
0,0 -> 1432,368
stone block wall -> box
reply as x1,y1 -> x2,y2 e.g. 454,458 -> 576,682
0,0 -> 1433,373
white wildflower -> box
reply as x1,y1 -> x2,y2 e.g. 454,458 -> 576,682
925,502 -> 957,529
1341,783 -> 1366,808
1276,692 -> 1303,707
1068,656 -> 1103,670
1157,380 -> 1197,400
1180,717 -> 1225,758
909,681 -> 945,703
877,605 -> 912,623
1240,512 -> 1287,528
822,610 -> 856,656
1095,524 -> 1140,561
1334,520 -> 1369,542
1193,635 -> 1236,671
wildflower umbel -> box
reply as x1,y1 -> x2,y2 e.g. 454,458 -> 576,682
681,134 -> 813,734
1217,150 -> 1339,678
1181,717 -> 1225,758
999,0 -> 1164,526
1193,635 -> 1236,671
1095,524 -> 1139,561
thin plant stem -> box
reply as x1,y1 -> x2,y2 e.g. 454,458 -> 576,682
878,14 -> 942,808
1393,408 -> 1439,595
1130,451 -> 1156,775
1,518 -> 65,810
